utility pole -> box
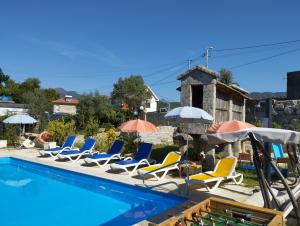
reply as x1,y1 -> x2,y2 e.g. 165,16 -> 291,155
187,59 -> 192,69
203,46 -> 213,68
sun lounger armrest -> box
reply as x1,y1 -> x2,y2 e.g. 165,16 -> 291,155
124,157 -> 133,160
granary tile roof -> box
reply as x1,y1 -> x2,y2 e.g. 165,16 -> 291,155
176,66 -> 219,80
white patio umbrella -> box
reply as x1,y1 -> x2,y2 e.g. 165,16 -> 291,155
164,106 -> 213,123
164,106 -> 213,159
3,114 -> 37,134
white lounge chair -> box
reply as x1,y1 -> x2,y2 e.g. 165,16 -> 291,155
186,156 -> 243,192
110,143 -> 153,175
39,135 -> 76,157
138,151 -> 181,180
56,138 -> 96,163
84,140 -> 124,167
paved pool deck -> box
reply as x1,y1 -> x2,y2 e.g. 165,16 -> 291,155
0,148 -> 255,225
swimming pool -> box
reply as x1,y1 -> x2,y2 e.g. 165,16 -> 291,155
0,157 -> 184,226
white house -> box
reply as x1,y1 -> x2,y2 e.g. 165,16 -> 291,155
0,103 -> 28,116
52,95 -> 79,115
0,96 -> 28,116
145,86 -> 159,113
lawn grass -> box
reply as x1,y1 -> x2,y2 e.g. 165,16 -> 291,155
151,144 -> 178,162
236,168 -> 259,187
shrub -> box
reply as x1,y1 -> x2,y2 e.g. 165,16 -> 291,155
94,128 -> 117,151
84,119 -> 99,138
47,120 -> 75,145
119,132 -> 138,154
254,118 -> 263,127
3,124 -> 19,146
271,122 -> 282,129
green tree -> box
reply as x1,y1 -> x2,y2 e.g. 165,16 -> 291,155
219,68 -> 233,85
20,77 -> 41,94
76,91 -> 115,129
111,75 -> 151,111
0,68 -> 10,88
84,118 -> 99,138
43,88 -> 60,102
3,124 -> 19,146
24,90 -> 52,131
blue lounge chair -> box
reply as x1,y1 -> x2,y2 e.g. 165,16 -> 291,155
272,143 -> 284,160
56,138 -> 96,162
39,135 -> 76,157
84,140 -> 124,167
110,143 -> 153,175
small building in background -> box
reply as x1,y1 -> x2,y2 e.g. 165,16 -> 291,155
177,66 -> 250,135
145,86 -> 159,113
0,96 -> 28,116
287,71 -> 300,100
52,95 -> 79,115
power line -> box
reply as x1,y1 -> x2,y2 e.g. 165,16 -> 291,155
212,43 -> 300,58
229,47 -> 300,70
214,39 -> 300,52
149,65 -> 186,86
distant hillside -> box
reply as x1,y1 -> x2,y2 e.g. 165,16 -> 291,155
55,88 -> 81,98
249,92 -> 286,100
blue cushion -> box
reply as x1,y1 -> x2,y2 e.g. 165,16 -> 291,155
60,150 -> 83,155
44,147 -> 61,152
107,140 -> 124,155
272,143 -> 284,159
61,135 -> 76,148
88,153 -> 113,159
134,143 -> 152,161
79,138 -> 96,151
114,159 -> 139,166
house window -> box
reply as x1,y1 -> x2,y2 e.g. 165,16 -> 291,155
191,85 -> 203,108
145,101 -> 151,108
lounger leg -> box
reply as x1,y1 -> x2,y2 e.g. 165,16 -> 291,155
232,173 -> 243,184
206,179 -> 222,192
156,170 -> 169,181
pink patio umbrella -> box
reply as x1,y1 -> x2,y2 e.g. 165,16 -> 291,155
206,120 -> 256,144
118,119 -> 159,133
118,119 -> 159,151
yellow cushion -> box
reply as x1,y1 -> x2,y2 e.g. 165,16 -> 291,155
214,157 -> 236,177
140,152 -> 181,172
190,157 -> 236,181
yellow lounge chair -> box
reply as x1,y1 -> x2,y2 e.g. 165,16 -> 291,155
186,156 -> 243,192
138,151 -> 181,181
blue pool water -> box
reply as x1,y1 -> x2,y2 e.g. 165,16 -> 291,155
0,157 -> 184,226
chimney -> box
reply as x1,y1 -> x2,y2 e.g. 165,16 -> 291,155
65,95 -> 73,102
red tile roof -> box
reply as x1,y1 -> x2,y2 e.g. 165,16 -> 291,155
52,98 -> 79,105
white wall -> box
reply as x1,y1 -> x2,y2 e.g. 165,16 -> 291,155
53,104 -> 77,115
0,107 -> 28,116
145,96 -> 158,113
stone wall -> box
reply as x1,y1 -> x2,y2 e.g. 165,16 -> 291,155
139,126 -> 176,145
272,99 -> 300,129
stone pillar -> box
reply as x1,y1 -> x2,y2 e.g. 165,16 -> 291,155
242,99 -> 246,122
180,83 -> 191,106
232,141 -> 241,157
229,97 -> 233,121
203,81 -> 216,122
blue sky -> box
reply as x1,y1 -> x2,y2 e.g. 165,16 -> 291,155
1,0 -> 300,101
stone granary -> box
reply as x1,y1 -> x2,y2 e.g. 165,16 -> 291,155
176,66 -> 250,151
